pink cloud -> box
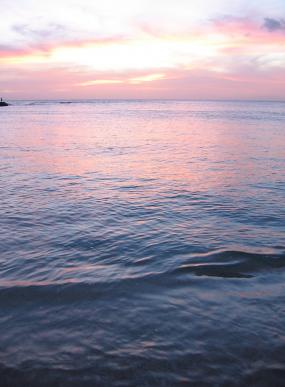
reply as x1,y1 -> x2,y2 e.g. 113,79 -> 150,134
2,64 -> 285,100
1,15 -> 285,100
212,15 -> 285,45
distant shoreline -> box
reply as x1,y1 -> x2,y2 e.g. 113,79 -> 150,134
4,98 -> 285,103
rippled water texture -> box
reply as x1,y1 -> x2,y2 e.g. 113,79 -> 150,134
0,100 -> 285,386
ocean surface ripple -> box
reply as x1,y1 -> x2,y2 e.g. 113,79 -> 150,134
0,100 -> 285,386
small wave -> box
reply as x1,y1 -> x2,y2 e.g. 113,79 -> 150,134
1,249 -> 284,306
0,272 -> 163,305
0,282 -> 111,305
173,249 -> 285,279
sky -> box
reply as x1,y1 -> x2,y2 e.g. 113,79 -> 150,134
1,0 -> 285,100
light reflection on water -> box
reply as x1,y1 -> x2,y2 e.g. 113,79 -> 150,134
0,100 -> 285,386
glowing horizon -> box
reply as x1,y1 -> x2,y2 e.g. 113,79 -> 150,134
1,0 -> 285,100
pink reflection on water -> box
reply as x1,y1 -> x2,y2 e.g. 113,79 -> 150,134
4,101 -> 284,195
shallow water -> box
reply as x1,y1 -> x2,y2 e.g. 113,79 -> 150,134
0,100 -> 285,386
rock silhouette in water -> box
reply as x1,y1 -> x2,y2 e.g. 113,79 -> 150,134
0,98 -> 9,106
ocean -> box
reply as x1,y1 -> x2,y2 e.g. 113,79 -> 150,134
0,100 -> 285,386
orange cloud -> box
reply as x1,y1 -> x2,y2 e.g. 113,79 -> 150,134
0,36 -> 128,63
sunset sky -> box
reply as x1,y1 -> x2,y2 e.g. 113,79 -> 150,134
1,0 -> 285,99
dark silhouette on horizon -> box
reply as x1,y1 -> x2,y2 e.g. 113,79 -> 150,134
0,98 -> 9,106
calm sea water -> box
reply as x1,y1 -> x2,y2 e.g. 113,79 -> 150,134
0,100 -> 285,386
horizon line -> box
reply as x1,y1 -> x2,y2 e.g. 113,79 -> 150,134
4,97 -> 285,103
